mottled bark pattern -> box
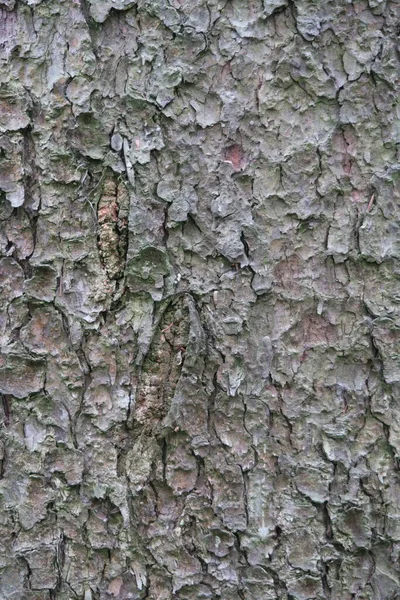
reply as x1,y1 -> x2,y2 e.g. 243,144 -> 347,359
97,174 -> 129,281
133,296 -> 190,434
0,0 -> 399,599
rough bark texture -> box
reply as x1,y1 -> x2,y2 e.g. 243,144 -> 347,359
0,1 -> 400,599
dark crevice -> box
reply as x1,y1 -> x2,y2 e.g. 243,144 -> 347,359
79,0 -> 100,58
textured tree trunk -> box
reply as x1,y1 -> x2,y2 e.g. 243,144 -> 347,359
0,0 -> 399,598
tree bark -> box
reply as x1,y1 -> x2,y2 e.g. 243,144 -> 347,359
0,0 -> 399,598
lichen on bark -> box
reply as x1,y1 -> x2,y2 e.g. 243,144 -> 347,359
0,0 -> 400,599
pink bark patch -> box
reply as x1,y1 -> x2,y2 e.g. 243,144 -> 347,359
223,144 -> 247,171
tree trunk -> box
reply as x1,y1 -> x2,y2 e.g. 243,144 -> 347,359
0,1 -> 399,598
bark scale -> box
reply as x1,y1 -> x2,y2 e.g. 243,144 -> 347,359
0,1 -> 399,599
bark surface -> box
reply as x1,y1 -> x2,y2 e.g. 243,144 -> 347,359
0,1 -> 399,599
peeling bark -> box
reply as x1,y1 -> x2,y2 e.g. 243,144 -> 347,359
0,0 -> 400,599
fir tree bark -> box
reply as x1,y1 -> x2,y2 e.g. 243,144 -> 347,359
0,1 -> 399,598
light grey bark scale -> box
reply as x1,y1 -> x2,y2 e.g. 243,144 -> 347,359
0,0 -> 399,599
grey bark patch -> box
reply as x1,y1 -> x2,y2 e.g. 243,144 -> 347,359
0,354 -> 45,398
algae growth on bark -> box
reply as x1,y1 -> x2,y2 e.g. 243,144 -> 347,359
0,0 -> 399,598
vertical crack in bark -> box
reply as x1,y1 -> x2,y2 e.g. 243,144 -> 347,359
97,172 -> 129,282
